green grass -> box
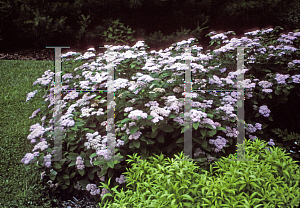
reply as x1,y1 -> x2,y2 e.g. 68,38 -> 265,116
0,60 -> 56,207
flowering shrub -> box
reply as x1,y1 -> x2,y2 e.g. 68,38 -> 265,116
22,26 -> 300,204
98,138 -> 300,207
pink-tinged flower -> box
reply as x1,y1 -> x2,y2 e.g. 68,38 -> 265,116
259,105 -> 271,117
29,108 -> 41,119
27,123 -> 45,142
26,90 -> 38,102
124,107 -> 134,112
21,153 -> 35,164
116,174 -> 127,184
86,184 -> 101,195
268,139 -> 275,146
292,60 -> 300,64
44,154 -> 51,167
100,188 -> 110,198
76,156 -> 85,170
249,135 -> 258,141
128,131 -> 142,140
292,75 -> 300,84
33,141 -> 48,151
262,89 -> 273,93
209,136 -> 228,153
128,110 -> 147,120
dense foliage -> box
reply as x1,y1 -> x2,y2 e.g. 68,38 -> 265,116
20,26 -> 300,207
1,0 -> 299,51
98,138 -> 300,207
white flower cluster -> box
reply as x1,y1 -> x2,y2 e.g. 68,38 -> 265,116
84,131 -> 106,150
185,109 -> 207,123
32,140 -> 48,151
43,154 -> 51,168
116,174 -> 127,184
86,183 -> 100,195
76,156 -> 85,170
209,136 -> 228,153
80,107 -> 95,118
222,126 -> 237,138
128,109 -> 148,120
149,105 -> 171,123
152,88 -> 165,93
259,105 -> 271,117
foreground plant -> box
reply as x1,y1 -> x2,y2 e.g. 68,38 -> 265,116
98,138 -> 300,207
21,26 -> 300,204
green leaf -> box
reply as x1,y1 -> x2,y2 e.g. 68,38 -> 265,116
176,137 -> 184,144
160,124 -> 174,132
200,129 -> 206,137
121,118 -> 131,124
48,170 -> 57,181
61,185 -> 68,190
78,169 -> 85,176
201,139 -> 207,148
167,142 -> 177,154
68,131 -> 76,138
216,126 -> 226,131
157,135 -> 165,143
132,140 -> 140,148
71,126 -> 79,131
53,162 -> 62,170
146,139 -> 155,145
62,174 -> 69,179
169,114 -> 177,118
70,145 -> 78,151
151,131 -> 158,138
129,141 -> 135,148
129,126 -> 139,135
65,179 -> 70,186
193,122 -> 200,130
90,153 -> 98,158
108,169 -> 114,179
206,113 -> 213,119
68,160 -> 76,167
50,170 -> 58,176
88,171 -> 94,180
114,163 -> 122,169
49,175 -> 56,181
152,124 -> 159,132
84,158 -> 92,167
88,122 -> 96,128
207,129 -> 217,137
66,153 -> 78,161
172,131 -> 180,138
107,160 -> 114,169
78,179 -> 90,190
70,172 -> 76,179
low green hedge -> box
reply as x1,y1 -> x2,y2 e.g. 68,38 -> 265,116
98,138 -> 300,208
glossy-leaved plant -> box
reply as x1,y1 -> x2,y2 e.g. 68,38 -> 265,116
98,138 -> 300,207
